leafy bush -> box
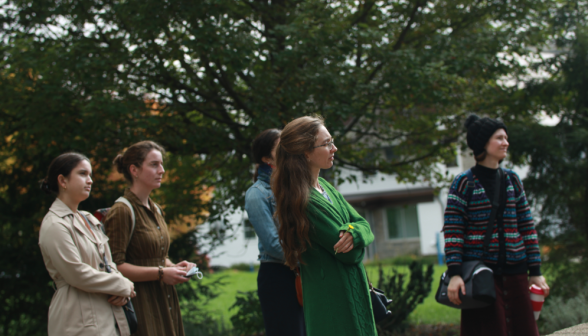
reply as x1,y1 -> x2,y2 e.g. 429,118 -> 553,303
229,290 -> 264,336
178,273 -> 228,335
539,284 -> 588,334
374,261 -> 434,334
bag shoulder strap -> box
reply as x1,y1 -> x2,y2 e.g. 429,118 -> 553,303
483,169 -> 502,255
502,168 -> 515,184
115,197 -> 135,245
465,168 -> 475,200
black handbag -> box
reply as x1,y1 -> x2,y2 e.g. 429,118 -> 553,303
435,169 -> 502,309
367,275 -> 393,323
80,213 -> 138,334
103,254 -> 139,334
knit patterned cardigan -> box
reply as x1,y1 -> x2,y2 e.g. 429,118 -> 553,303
443,169 -> 541,277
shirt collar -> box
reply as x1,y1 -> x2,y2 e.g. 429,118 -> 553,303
124,188 -> 156,210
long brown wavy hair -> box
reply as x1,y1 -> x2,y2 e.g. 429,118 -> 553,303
272,115 -> 324,269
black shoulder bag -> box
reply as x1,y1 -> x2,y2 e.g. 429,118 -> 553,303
367,274 -> 393,323
435,168 -> 502,309
79,213 -> 139,333
102,254 -> 139,334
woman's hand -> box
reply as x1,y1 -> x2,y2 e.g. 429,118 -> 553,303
448,275 -> 466,305
108,282 -> 136,306
529,275 -> 550,297
108,295 -> 128,307
333,231 -> 354,254
129,283 -> 136,298
174,260 -> 197,273
162,267 -> 189,286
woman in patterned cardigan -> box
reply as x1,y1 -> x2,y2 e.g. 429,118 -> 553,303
443,115 -> 550,336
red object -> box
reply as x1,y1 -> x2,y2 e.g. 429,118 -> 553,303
529,284 -> 545,321
530,284 -> 544,295
93,208 -> 110,223
295,267 -> 303,307
531,300 -> 543,311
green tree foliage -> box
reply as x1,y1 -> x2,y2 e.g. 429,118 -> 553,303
374,261 -> 434,334
507,1 -> 588,299
229,290 -> 264,336
178,276 -> 231,336
0,0 -> 554,334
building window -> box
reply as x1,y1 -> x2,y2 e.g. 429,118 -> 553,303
443,150 -> 459,168
385,204 -> 420,239
244,219 -> 256,240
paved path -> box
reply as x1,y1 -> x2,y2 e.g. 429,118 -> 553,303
548,323 -> 588,335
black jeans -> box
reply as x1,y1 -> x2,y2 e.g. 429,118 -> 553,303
257,262 -> 306,336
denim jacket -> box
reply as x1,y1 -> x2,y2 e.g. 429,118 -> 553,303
244,179 -> 285,263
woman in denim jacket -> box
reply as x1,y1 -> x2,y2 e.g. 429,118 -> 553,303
244,129 -> 306,336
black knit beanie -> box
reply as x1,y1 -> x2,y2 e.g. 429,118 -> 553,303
465,114 -> 508,156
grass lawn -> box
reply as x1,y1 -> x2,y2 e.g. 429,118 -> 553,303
202,263 -> 460,328
200,269 -> 259,326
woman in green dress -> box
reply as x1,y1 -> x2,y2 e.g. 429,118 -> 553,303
272,116 -> 377,336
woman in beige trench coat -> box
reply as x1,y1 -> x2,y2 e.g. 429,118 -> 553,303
39,152 -> 136,336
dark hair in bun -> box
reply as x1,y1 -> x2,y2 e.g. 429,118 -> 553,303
40,152 -> 90,195
251,128 -> 281,181
113,141 -> 166,184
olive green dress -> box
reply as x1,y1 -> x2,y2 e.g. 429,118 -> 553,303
105,189 -> 185,336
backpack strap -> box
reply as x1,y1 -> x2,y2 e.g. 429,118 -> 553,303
153,204 -> 162,216
114,197 -> 162,245
114,197 -> 135,245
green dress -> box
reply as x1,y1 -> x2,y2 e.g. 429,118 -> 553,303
301,177 -> 377,336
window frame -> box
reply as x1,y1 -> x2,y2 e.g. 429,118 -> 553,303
382,204 -> 421,241
243,219 -> 256,240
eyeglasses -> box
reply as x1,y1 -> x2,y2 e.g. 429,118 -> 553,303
313,139 -> 335,150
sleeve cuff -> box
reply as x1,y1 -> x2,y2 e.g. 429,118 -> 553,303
447,264 -> 462,278
350,228 -> 364,249
528,265 -> 542,276
112,252 -> 126,266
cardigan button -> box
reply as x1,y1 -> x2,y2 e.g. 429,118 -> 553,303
99,263 -> 104,269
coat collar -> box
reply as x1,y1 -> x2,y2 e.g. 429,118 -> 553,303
49,197 -> 75,218
49,198 -> 100,245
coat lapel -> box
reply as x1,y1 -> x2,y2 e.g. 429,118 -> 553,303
49,198 -> 98,245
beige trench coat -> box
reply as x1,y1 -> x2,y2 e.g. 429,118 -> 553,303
39,198 -> 134,336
